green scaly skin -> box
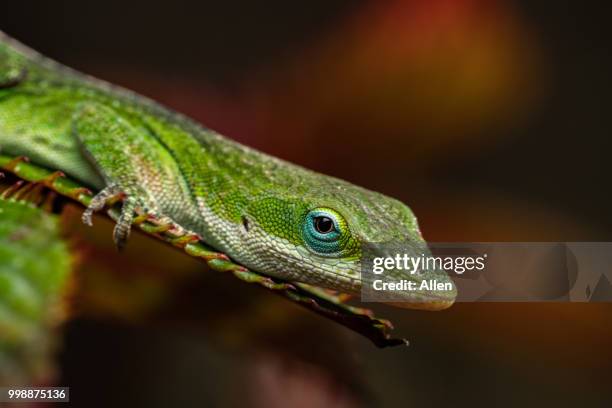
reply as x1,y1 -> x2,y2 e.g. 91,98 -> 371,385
0,31 -> 456,310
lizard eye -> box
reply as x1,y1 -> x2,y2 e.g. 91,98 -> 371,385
313,216 -> 335,234
302,208 -> 347,255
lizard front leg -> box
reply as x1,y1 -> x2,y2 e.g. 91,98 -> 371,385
72,102 -> 187,248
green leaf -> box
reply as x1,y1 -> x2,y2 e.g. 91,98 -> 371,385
0,198 -> 71,385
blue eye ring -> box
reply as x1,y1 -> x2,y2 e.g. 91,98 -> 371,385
302,208 -> 346,254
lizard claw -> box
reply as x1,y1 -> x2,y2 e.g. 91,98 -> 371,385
82,184 -> 136,250
82,184 -> 122,226
113,196 -> 138,251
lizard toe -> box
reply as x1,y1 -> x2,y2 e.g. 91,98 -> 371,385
82,184 -> 123,226
82,184 -> 145,250
112,196 -> 138,251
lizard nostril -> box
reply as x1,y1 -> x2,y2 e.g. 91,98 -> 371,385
241,215 -> 249,232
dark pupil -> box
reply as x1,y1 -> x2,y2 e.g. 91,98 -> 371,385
314,216 -> 334,234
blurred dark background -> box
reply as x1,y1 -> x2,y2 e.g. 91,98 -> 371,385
1,1 -> 611,407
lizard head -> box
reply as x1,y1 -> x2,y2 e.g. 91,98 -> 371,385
240,172 -> 457,311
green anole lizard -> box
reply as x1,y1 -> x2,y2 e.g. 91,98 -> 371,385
0,31 -> 456,311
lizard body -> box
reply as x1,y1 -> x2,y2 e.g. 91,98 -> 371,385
0,32 -> 456,310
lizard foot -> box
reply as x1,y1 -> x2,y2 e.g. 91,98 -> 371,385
82,184 -> 143,250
